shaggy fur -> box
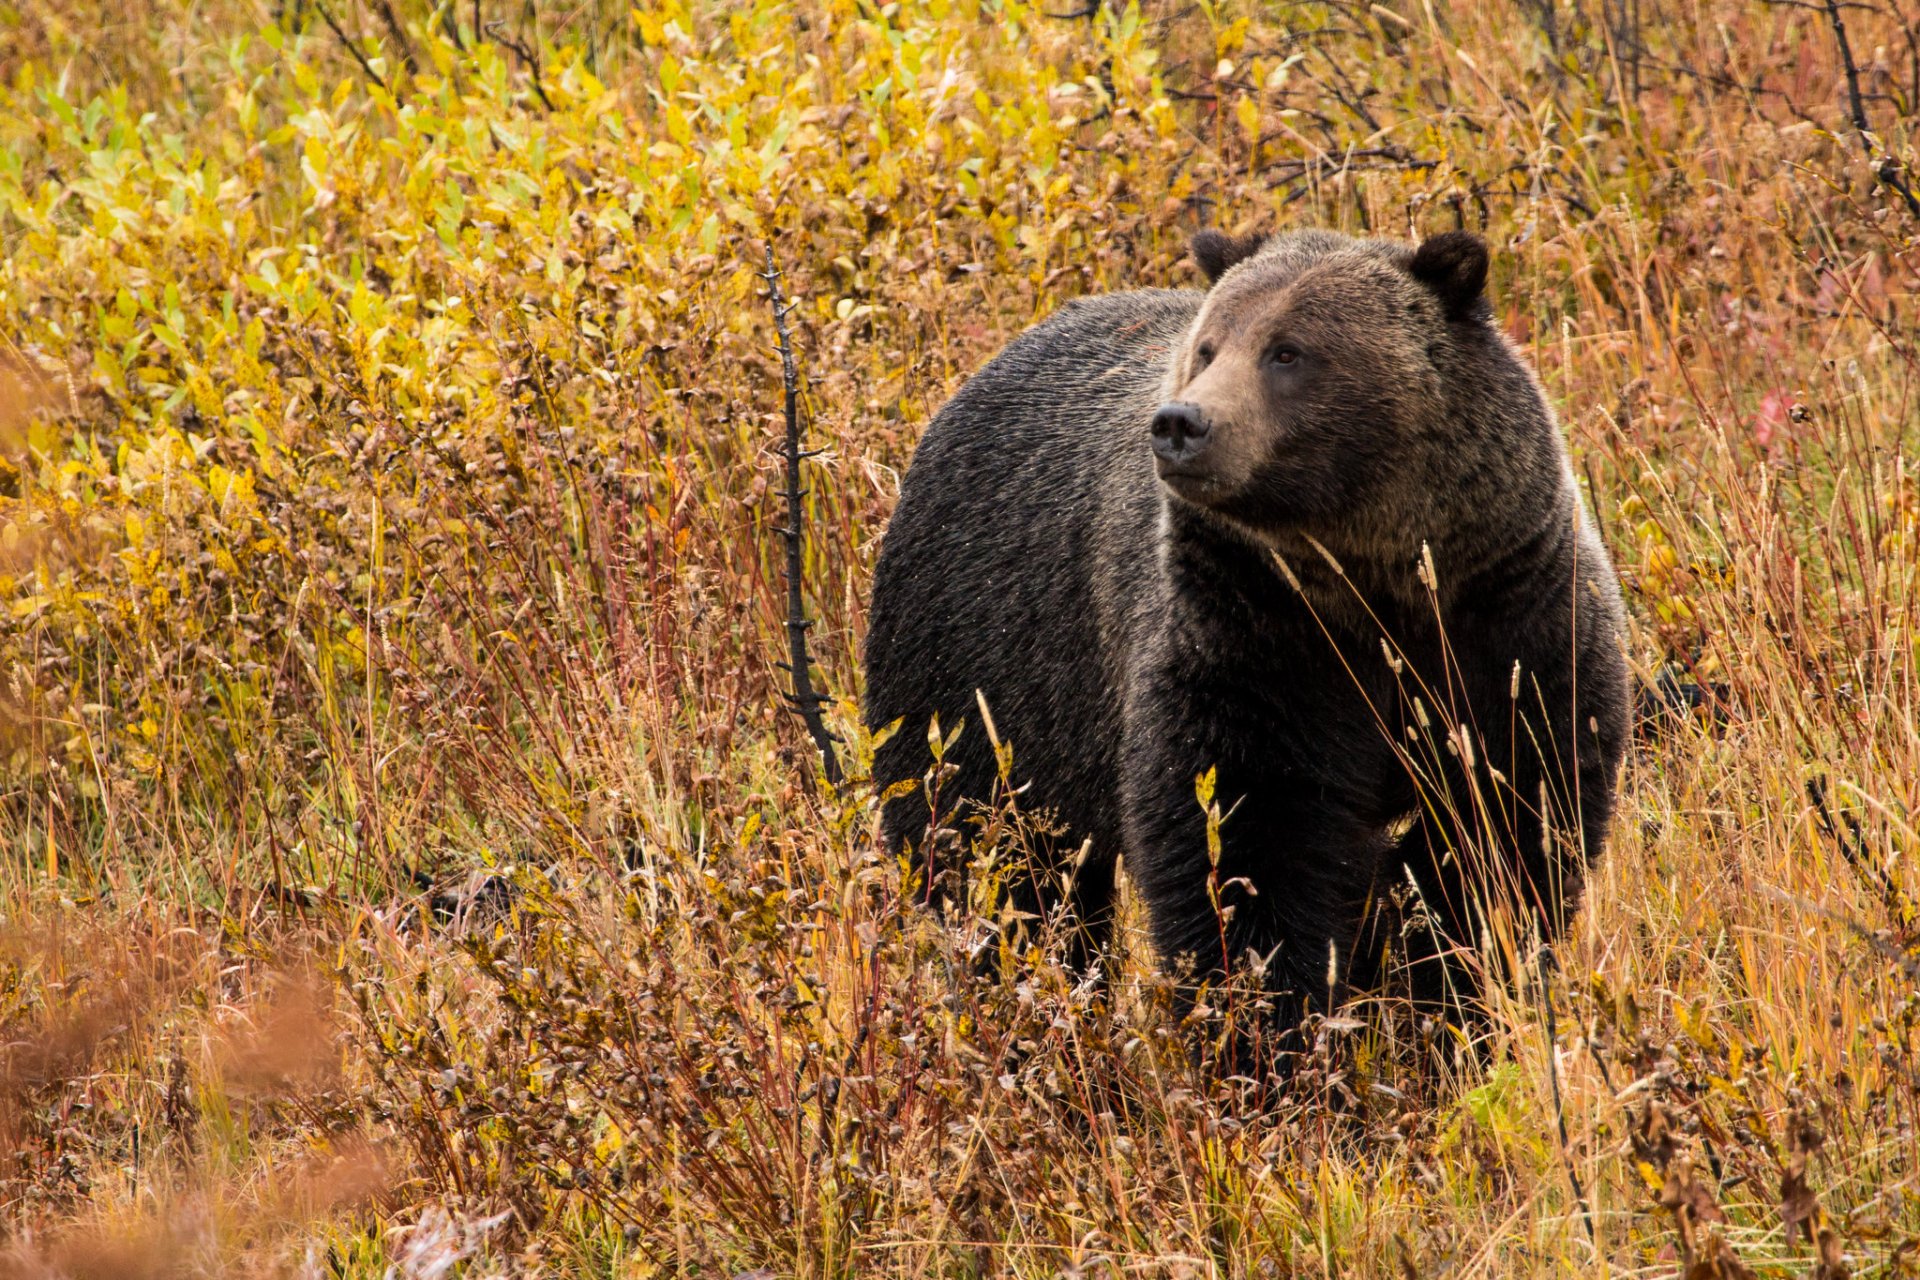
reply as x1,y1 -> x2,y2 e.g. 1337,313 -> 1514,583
864,229 -> 1630,1032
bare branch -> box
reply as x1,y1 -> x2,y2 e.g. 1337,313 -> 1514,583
1535,950 -> 1597,1249
313,0 -> 389,94
763,242 -> 843,787
372,0 -> 421,74
1820,0 -> 1920,219
486,20 -> 557,111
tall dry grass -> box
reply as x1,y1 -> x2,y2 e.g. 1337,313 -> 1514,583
0,0 -> 1916,1273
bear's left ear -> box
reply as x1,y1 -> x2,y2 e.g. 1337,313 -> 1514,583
1408,231 -> 1490,321
1190,230 -> 1269,285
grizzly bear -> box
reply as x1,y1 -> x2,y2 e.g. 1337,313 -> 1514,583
863,228 -> 1629,1037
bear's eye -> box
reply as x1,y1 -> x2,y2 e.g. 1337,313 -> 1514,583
1194,342 -> 1216,368
1267,345 -> 1301,367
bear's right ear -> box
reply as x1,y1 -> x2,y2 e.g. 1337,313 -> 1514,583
1408,231 -> 1490,321
1190,230 -> 1269,285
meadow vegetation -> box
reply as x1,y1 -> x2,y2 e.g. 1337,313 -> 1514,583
1,0 -> 1918,1273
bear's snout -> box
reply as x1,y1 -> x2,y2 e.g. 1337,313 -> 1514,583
1150,401 -> 1212,467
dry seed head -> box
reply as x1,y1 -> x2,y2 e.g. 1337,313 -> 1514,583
975,687 -> 1001,749
1304,533 -> 1346,577
1270,549 -> 1303,593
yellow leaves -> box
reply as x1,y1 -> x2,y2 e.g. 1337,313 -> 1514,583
207,465 -> 257,522
1235,94 -> 1261,142
664,103 -> 692,148
1148,95 -> 1178,139
1215,15 -> 1252,58
592,1117 -> 628,1165
632,0 -> 691,48
755,112 -> 795,185
345,278 -> 380,329
301,134 -> 336,209
10,585 -> 103,620
657,53 -> 684,99
289,55 -> 320,102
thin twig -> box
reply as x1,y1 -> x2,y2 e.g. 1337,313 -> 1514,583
440,2 -> 467,51
313,0 -> 389,94
1537,949 -> 1598,1248
1806,775 -> 1903,913
486,20 -> 556,111
1761,0 -> 1880,10
1818,0 -> 1920,218
762,242 -> 843,787
373,0 -> 421,74
1257,145 -> 1440,171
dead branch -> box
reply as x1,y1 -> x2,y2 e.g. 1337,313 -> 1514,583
1536,949 -> 1597,1248
313,1 -> 389,94
486,20 -> 557,111
372,0 -> 420,74
1818,0 -> 1920,218
762,242 -> 843,787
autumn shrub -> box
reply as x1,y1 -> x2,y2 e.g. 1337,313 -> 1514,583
1,0 -> 1918,1273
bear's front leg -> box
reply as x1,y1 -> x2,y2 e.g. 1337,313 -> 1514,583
1385,609 -> 1630,1018
1121,721 -> 1396,1063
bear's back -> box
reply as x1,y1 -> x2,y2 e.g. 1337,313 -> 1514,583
865,288 -> 1199,849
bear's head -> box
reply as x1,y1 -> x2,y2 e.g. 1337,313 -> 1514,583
1155,228 -> 1536,559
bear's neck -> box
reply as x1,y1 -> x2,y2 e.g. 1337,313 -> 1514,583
1168,477 -> 1580,626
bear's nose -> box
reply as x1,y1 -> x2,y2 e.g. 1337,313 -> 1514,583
1150,402 -> 1211,463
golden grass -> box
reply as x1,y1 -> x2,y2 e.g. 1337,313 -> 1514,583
0,0 -> 1916,1273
